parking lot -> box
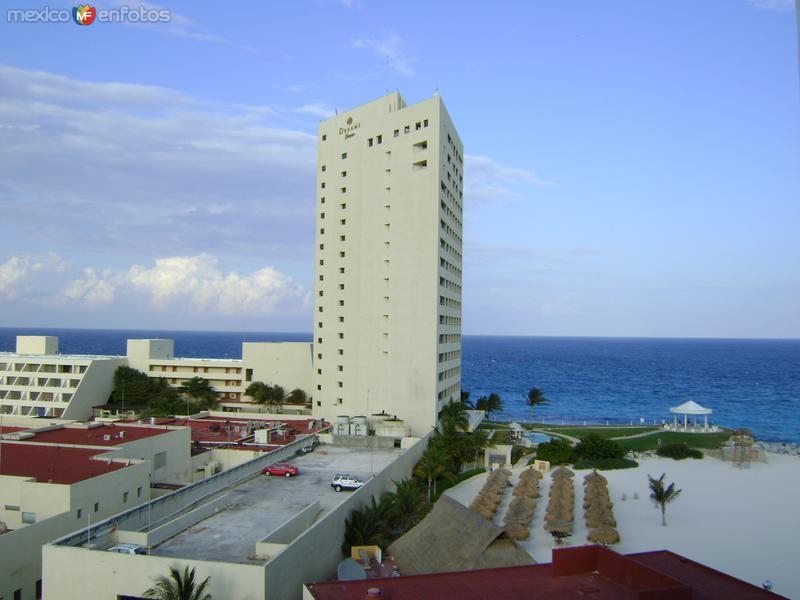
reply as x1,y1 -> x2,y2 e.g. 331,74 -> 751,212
152,444 -> 405,564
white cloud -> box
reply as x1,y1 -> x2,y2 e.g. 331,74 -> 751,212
292,103 -> 336,118
0,64 -> 317,261
64,268 -> 116,306
59,254 -> 307,316
464,154 -> 553,205
746,0 -> 794,10
0,253 -> 66,299
351,34 -> 415,77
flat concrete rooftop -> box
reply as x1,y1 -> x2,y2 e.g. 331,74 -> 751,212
150,444 -> 404,564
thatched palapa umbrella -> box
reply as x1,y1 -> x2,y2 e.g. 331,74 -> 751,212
587,526 -> 620,545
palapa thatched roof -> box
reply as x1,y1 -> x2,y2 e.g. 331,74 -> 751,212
519,468 -> 542,481
388,496 -> 534,575
587,525 -> 620,545
551,466 -> 575,478
584,470 -> 607,484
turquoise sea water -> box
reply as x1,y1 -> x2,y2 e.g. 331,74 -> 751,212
1,328 -> 797,442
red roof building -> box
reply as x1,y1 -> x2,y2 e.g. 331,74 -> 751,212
0,442 -> 128,484
306,546 -> 785,600
22,423 -> 170,446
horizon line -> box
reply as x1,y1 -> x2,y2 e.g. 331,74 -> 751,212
0,325 -> 797,342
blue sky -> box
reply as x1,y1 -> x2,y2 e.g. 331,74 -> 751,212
0,0 -> 797,337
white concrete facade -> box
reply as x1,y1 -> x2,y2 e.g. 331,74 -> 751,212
1,336 -> 314,421
312,92 -> 463,436
0,450 -> 150,600
0,336 -> 125,419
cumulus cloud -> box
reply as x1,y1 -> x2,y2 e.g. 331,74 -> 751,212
64,268 -> 116,306
59,254 -> 307,316
351,34 -> 415,77
0,64 -> 317,261
464,154 -> 553,205
0,254 -> 66,299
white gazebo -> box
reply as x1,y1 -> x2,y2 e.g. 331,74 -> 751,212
669,400 -> 713,432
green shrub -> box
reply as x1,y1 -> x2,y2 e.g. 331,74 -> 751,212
535,437 -> 573,465
656,444 -> 703,460
573,433 -> 627,461
511,445 -> 534,465
573,457 -> 639,470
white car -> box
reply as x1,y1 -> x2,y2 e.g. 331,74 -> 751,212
107,543 -> 147,555
331,473 -> 364,492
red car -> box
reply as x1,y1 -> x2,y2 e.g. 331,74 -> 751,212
262,463 -> 299,478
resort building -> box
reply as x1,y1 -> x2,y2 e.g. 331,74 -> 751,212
313,92 -> 464,436
0,336 -> 125,419
0,336 -> 313,421
0,420 -> 179,600
126,338 -> 313,406
42,435 -> 427,600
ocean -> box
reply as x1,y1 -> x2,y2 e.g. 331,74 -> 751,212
1,328 -> 798,442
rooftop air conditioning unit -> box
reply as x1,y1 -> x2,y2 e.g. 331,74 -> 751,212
119,431 -> 126,438
103,434 -> 111,441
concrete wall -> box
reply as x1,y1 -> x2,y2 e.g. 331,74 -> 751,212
126,338 -> 175,362
135,493 -> 231,548
263,435 -> 429,600
107,425 -> 193,484
0,461 -> 150,600
68,460 -> 151,525
43,546 -> 266,600
242,342 -> 313,398
62,357 -> 126,420
16,336 -> 59,355
1,511 -> 75,600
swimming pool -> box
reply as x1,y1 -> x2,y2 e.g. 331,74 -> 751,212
525,432 -> 553,445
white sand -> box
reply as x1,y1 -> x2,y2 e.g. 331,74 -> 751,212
445,453 -> 800,599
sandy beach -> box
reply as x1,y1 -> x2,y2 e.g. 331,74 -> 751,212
445,452 -> 800,599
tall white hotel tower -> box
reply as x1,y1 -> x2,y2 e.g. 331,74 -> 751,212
313,92 -> 463,436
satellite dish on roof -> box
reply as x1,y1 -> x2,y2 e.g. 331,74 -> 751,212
337,558 -> 367,581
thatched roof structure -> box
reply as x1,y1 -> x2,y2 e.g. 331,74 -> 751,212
588,525 -> 620,545
552,466 -> 575,478
584,470 -> 607,485
388,496 -> 534,575
519,468 -> 542,482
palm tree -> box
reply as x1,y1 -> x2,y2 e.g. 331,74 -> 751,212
389,478 -> 428,531
526,388 -> 548,421
462,429 -> 490,467
460,390 -> 473,409
244,382 -> 286,413
487,393 -> 503,414
286,388 -> 308,405
414,447 -> 451,502
440,400 -> 469,435
648,473 -> 682,526
268,384 -> 286,413
343,496 -> 393,553
144,565 -> 211,600
476,393 -> 504,419
178,377 -> 218,413
245,381 -> 270,404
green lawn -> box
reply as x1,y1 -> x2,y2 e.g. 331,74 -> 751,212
616,430 -> 732,451
539,426 -> 658,439
491,429 -> 512,443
